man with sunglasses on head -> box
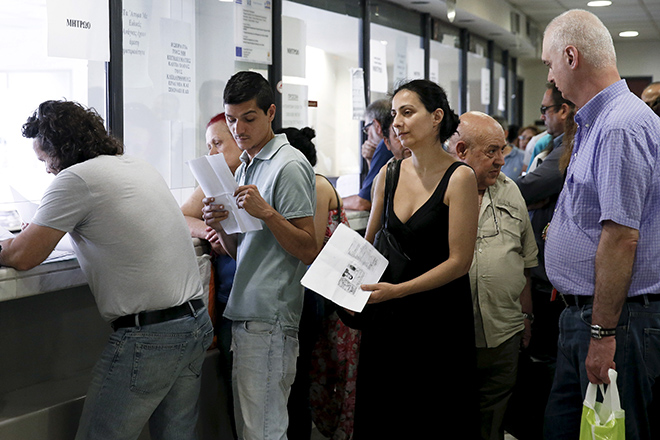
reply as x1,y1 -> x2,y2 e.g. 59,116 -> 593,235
342,99 -> 392,212
526,83 -> 574,173
447,111 -> 538,440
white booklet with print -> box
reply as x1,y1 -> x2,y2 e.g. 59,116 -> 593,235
301,223 -> 388,312
187,154 -> 262,234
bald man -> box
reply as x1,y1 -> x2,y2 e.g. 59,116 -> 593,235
447,111 -> 537,440
641,81 -> 660,107
541,10 -> 660,440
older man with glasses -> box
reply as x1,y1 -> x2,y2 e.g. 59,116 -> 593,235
447,111 -> 538,440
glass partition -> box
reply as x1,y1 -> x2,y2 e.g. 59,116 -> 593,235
467,36 -> 489,114
492,47 -> 506,118
282,1 -> 361,178
122,0 -> 268,203
0,0 -> 106,228
369,24 -> 424,101
430,32 -> 461,113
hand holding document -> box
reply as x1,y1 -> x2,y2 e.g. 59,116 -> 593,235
301,223 -> 388,312
187,154 -> 262,234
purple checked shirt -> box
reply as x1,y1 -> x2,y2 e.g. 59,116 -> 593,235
545,80 -> 660,297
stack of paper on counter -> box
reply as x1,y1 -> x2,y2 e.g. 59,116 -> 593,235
301,223 -> 388,313
187,154 -> 262,234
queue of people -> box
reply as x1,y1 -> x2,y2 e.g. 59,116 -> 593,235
1,7 -> 659,440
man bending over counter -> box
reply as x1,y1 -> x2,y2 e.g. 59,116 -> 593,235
0,100 -> 213,440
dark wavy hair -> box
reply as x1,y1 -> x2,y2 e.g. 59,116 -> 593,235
275,126 -> 317,167
22,100 -> 123,173
392,79 -> 460,143
223,71 -> 274,114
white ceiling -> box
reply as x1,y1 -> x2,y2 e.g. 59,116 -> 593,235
391,0 -> 660,59
508,0 -> 660,41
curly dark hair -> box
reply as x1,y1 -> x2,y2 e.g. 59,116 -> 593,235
392,79 -> 460,143
21,100 -> 124,173
275,126 -> 317,167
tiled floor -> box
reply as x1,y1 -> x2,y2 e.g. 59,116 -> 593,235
310,426 -> 519,439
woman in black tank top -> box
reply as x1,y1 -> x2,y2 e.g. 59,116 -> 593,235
346,80 -> 481,439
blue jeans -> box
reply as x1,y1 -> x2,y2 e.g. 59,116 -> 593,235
543,299 -> 660,440
76,308 -> 214,440
231,320 -> 299,440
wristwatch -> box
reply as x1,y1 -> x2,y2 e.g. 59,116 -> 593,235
590,324 -> 616,340
523,312 -> 534,323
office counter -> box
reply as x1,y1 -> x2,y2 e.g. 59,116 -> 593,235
0,241 -> 232,440
0,255 -> 86,303
0,211 -> 368,439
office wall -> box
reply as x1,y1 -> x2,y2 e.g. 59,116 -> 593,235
519,40 -> 660,129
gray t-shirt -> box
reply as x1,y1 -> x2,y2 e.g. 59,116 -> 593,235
225,134 -> 315,329
33,155 -> 203,321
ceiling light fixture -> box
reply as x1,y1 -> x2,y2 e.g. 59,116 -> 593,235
619,31 -> 639,37
446,0 -> 456,23
587,1 -> 612,6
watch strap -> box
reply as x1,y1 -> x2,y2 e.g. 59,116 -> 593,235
591,324 -> 616,339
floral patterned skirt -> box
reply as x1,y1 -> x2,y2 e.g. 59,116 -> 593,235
309,309 -> 361,440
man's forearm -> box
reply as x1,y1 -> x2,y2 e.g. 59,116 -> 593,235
342,194 -> 371,211
592,220 -> 639,328
262,212 -> 317,265
0,224 -> 65,271
185,216 -> 208,239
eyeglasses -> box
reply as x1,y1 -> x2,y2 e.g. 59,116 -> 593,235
478,188 -> 500,239
362,120 -> 374,134
540,104 -> 560,115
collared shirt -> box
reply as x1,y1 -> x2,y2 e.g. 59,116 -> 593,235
545,80 -> 660,297
225,134 -> 316,328
470,173 -> 538,348
501,144 -> 525,179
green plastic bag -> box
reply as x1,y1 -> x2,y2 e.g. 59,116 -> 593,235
579,369 -> 625,440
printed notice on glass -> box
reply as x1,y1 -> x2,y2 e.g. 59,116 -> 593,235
370,39 -> 388,93
47,0 -> 110,61
281,83 -> 308,128
481,67 -> 491,105
234,0 -> 272,65
351,68 -> 366,120
301,224 -> 388,312
122,0 -> 152,88
498,77 -> 506,112
187,154 -> 262,234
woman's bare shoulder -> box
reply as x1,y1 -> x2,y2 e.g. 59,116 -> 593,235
315,174 -> 340,209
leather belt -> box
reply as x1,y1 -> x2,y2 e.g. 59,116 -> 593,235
562,294 -> 660,307
111,299 -> 205,331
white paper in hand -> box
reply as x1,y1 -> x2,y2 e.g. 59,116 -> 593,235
301,223 -> 388,312
187,154 -> 262,234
